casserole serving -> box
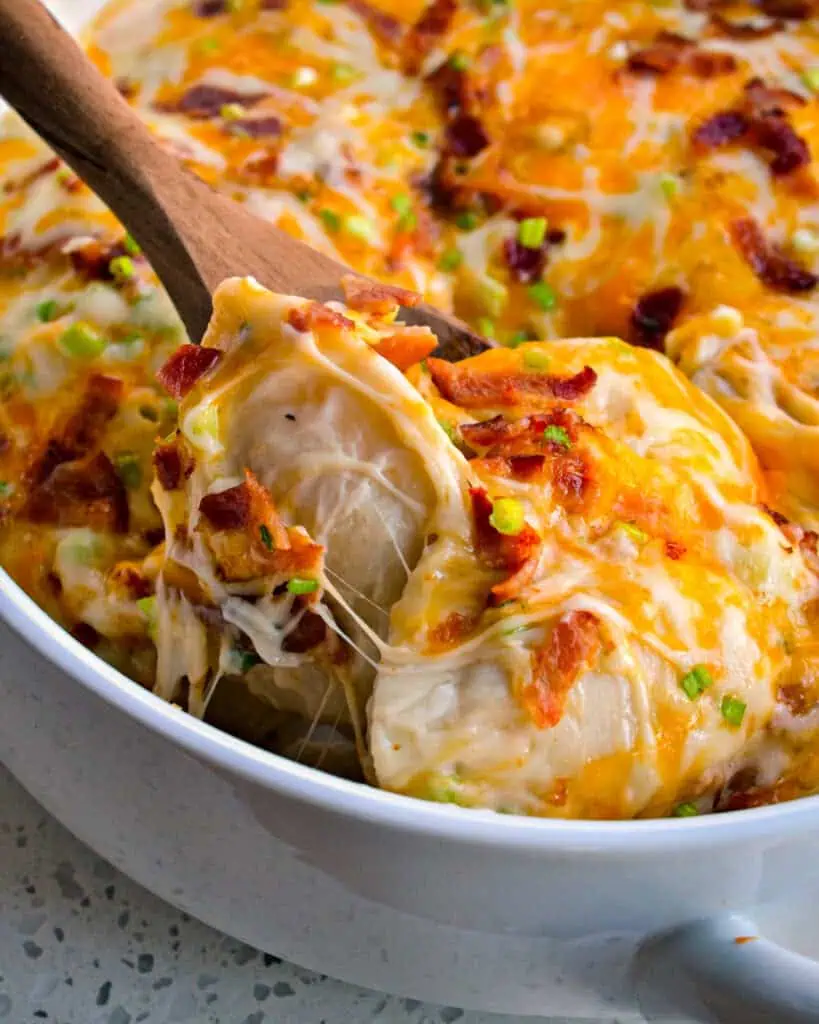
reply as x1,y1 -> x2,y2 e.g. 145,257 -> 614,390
4,0 -> 819,1019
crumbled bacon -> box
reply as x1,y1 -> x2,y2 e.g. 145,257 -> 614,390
731,217 -> 818,293
750,113 -> 810,175
711,12 -> 783,37
426,61 -> 470,117
24,451 -> 129,533
688,50 -> 740,77
225,115 -> 283,139
626,31 -> 736,78
282,611 -> 327,653
525,610 -> 601,728
551,450 -> 591,511
157,84 -> 267,119
446,114 -> 490,158
71,623 -> 101,650
157,344 -> 222,399
193,0 -> 227,14
472,454 -> 546,481
503,237 -> 548,284
69,238 -> 140,283
28,374 -> 123,487
692,110 -> 750,149
341,274 -> 420,313
287,303 -> 354,333
427,358 -> 597,407
759,0 -> 813,16
469,487 -> 541,604
200,470 -> 323,582
346,0 -> 403,45
428,610 -> 479,649
153,439 -> 192,492
403,0 -> 457,76
665,539 -> 686,560
109,563 -> 153,600
630,286 -> 686,351
373,327 -> 438,372
461,408 -> 582,455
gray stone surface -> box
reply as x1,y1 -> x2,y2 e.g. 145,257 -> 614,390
0,768 -> 625,1024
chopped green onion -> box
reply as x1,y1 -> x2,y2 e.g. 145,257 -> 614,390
196,37 -> 222,55
113,452 -> 142,490
721,695 -> 747,727
528,280 -> 557,312
183,403 -> 219,449
436,419 -> 458,443
398,210 -> 417,231
449,51 -> 471,71
507,329 -> 537,347
438,248 -> 463,271
319,208 -> 341,232
343,214 -> 377,243
477,317 -> 495,338
124,234 -> 141,256
489,497 -> 525,536
391,194 -> 413,216
802,67 -> 819,93
109,256 -> 136,281
792,228 -> 819,255
523,350 -> 550,370
543,424 -> 571,448
672,802 -> 698,818
287,577 -> 320,595
220,102 -> 245,120
517,217 -> 547,249
617,520 -> 647,543
411,130 -> 430,147
478,276 -> 508,317
137,596 -> 158,639
455,210 -> 478,230
659,173 -> 680,201
35,299 -> 60,323
680,664 -> 713,701
59,322 -> 106,360
0,481 -> 14,498
332,62 -> 357,83
259,524 -> 273,550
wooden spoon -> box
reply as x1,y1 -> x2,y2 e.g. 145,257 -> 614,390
0,0 -> 489,361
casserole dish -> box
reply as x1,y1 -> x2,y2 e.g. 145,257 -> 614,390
3,1 -> 819,1020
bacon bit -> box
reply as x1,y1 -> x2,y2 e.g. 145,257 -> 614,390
71,622 -> 101,650
69,238 -> 139,283
745,77 -> 806,114
692,110 -> 750,150
282,610 -> 327,653
153,439 -> 192,492
157,84 -> 267,119
225,115 -> 283,139
760,0 -> 813,16
427,358 -> 597,407
689,50 -> 740,77
286,302 -> 354,333
779,682 -> 811,716
551,450 -> 591,511
470,487 -> 541,604
627,31 -> 693,75
750,113 -> 810,176
731,217 -> 818,293
193,0 -> 227,14
24,451 -> 129,533
665,539 -> 687,560
630,286 -> 686,351
461,409 -> 582,455
341,274 -> 420,313
711,12 -> 783,38
346,0 -> 403,45
28,374 -> 123,487
109,563 -> 153,600
428,610 -> 479,650
156,344 -> 222,399
446,114 -> 490,158
403,0 -> 457,76
503,238 -> 548,284
373,327 -> 437,372
426,61 -> 470,117
473,454 -> 546,482
201,481 -> 257,532
525,611 -> 601,728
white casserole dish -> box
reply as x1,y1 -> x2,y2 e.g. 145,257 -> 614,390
2,3 -> 819,1020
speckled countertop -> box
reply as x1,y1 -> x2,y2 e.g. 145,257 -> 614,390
0,768 -> 628,1024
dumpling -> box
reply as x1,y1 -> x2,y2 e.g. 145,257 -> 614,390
150,277 -> 819,817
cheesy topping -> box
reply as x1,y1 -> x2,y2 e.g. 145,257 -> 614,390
4,0 -> 819,815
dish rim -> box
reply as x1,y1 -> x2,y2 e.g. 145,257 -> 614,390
4,566 -> 819,852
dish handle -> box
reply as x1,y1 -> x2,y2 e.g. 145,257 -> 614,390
634,914 -> 819,1023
